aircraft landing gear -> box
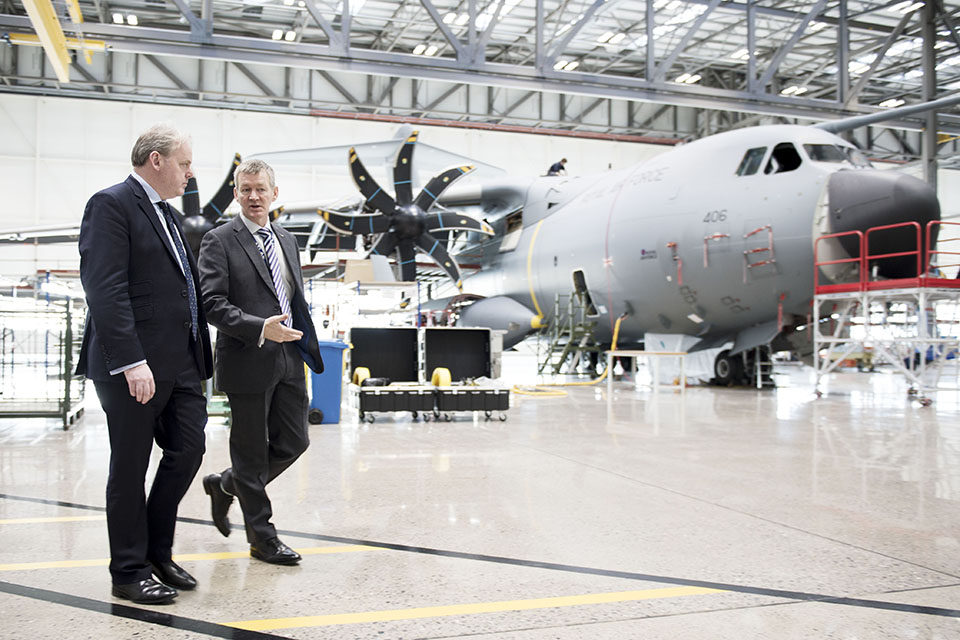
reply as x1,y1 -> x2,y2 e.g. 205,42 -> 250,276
713,350 -> 744,386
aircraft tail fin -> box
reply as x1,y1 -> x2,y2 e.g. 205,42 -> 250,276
201,153 -> 241,222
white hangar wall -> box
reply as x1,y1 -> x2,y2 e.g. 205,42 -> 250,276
0,93 -> 669,277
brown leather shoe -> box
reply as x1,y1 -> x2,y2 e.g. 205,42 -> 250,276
250,537 -> 301,565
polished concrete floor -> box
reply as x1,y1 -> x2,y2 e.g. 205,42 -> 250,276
1,356 -> 959,639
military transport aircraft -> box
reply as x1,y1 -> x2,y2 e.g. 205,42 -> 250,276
275,98 -> 956,385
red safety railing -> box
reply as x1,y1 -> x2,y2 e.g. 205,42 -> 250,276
814,230 -> 864,294
864,222 -> 922,291
921,221 -> 960,289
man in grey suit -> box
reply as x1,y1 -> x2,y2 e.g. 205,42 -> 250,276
198,158 -> 323,565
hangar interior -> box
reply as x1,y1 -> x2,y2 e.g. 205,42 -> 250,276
1,1 -> 960,639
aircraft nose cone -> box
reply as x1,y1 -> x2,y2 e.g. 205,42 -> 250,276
828,170 -> 940,278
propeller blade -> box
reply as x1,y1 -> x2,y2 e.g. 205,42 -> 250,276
398,239 -> 418,281
393,130 -> 418,205
318,208 -> 391,235
416,232 -> 463,291
371,232 -> 398,257
349,147 -> 397,215
202,153 -> 241,222
414,165 -> 475,211
182,177 -> 201,218
424,211 -> 494,235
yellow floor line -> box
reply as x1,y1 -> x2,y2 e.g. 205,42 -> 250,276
0,544 -> 377,572
225,586 -> 726,631
0,516 -> 105,524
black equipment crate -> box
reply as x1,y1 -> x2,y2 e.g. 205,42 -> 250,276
423,328 -> 491,381
350,327 -> 419,382
436,387 -> 509,412
356,385 -> 435,422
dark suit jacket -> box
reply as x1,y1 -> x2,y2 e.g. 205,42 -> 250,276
198,215 -> 322,394
76,175 -> 213,382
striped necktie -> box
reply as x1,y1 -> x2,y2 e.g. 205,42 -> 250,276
158,201 -> 198,340
256,227 -> 292,327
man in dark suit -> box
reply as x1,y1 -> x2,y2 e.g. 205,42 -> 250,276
77,123 -> 213,605
198,158 -> 323,565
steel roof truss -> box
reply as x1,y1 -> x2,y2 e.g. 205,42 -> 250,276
757,0 -> 828,90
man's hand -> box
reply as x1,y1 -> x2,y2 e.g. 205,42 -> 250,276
123,363 -> 155,404
263,314 -> 303,343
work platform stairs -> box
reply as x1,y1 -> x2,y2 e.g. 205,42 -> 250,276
813,220 -> 960,405
537,291 -> 601,376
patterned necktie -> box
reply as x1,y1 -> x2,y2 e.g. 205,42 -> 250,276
256,227 -> 292,327
158,201 -> 199,340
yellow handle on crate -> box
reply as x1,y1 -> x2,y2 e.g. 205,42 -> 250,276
430,367 -> 452,386
352,367 -> 370,385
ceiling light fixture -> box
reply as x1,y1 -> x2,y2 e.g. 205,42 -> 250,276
879,98 -> 906,108
284,30 -> 296,41
126,14 -> 138,26
271,29 -> 282,40
112,12 -> 123,24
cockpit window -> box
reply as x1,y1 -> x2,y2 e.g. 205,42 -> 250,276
844,148 -> 873,168
803,143 -> 873,168
804,144 -> 847,163
736,147 -> 766,176
765,142 -> 802,174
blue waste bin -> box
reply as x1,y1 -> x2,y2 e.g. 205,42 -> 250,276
309,340 -> 349,424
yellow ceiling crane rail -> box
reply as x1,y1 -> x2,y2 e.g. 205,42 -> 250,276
8,33 -> 106,53
20,0 -> 72,82
63,0 -> 93,64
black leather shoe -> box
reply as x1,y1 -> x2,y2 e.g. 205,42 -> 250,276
250,537 -> 301,565
112,578 -> 177,604
203,473 -> 234,537
151,560 -> 197,590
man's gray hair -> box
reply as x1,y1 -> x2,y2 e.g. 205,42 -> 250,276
234,158 -> 276,189
130,123 -> 190,167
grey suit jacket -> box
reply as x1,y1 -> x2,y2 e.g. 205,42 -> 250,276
198,215 -> 322,394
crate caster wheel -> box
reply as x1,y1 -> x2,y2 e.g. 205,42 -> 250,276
484,410 -> 493,421
433,409 -> 441,420
444,413 -> 452,422
499,413 -> 507,422
411,411 -> 419,420
366,413 -> 376,423
423,413 -> 431,422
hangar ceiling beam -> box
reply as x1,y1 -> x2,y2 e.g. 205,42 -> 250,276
933,0 -> 960,53
233,61 -> 287,107
415,82 -> 463,116
419,0 -> 466,61
144,53 -> 197,99
543,0 -> 615,71
167,0 -> 211,43
756,0 -> 828,90
69,59 -> 104,92
652,0 -> 721,83
316,68 -> 360,105
303,0 -> 345,53
845,12 -> 912,107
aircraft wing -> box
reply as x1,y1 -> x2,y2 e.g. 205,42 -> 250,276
0,223 -> 80,244
251,140 -> 506,183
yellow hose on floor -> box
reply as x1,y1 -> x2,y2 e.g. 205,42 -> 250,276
511,313 -> 628,397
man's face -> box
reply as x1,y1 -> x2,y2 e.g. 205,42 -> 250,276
150,142 -> 193,200
234,170 -> 278,224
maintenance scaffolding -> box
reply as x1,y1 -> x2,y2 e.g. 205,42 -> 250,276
813,221 -> 960,405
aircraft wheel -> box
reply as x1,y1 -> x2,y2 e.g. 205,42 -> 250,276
714,350 -> 743,386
